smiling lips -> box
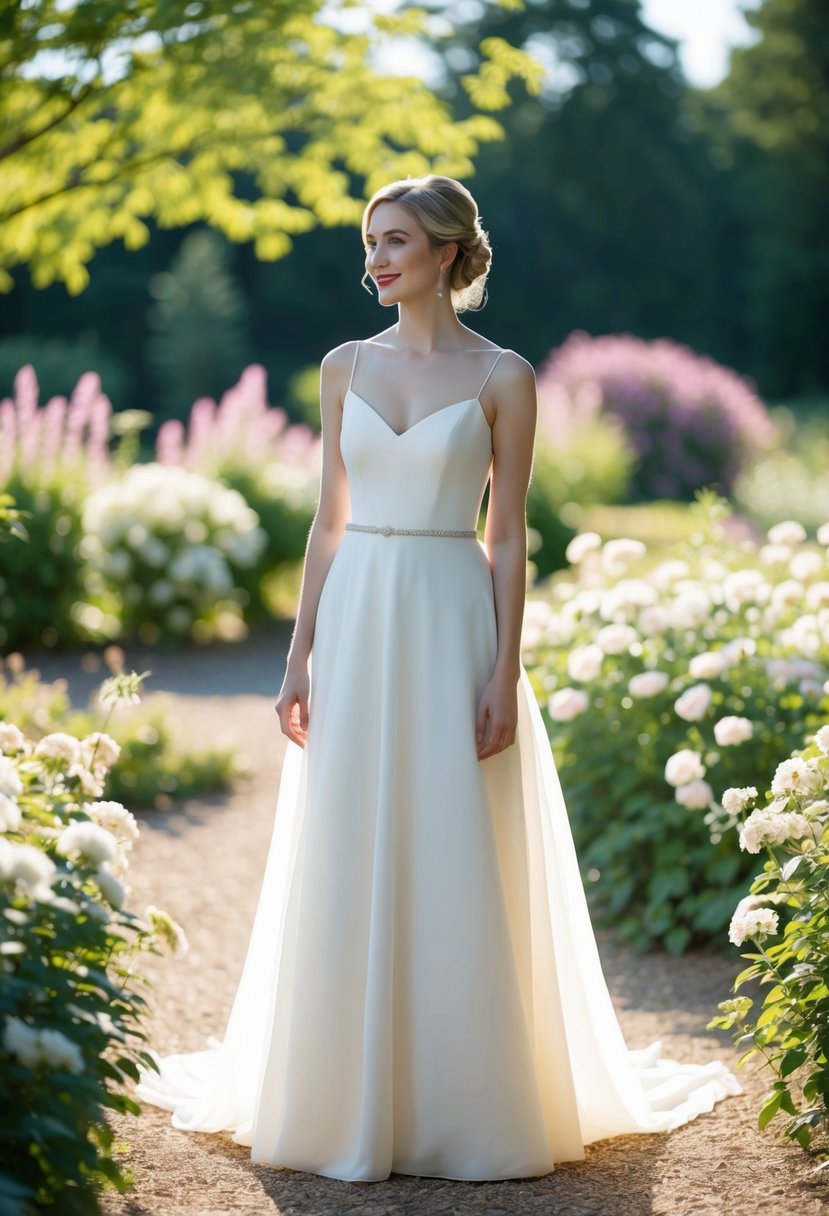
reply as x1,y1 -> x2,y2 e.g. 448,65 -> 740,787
376,274 -> 400,287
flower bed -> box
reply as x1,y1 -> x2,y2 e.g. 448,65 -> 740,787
523,496 -> 829,952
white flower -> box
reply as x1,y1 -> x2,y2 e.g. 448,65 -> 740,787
722,569 -> 769,611
595,623 -> 638,655
714,716 -> 754,746
547,687 -> 589,722
815,725 -> 829,756
689,651 -> 729,680
674,684 -> 713,722
565,532 -> 602,564
38,1028 -> 85,1074
567,644 -> 604,683
34,733 -> 82,766
600,579 -> 657,623
805,582 -> 829,610
665,749 -> 706,787
3,1018 -> 84,1074
601,537 -> 646,575
95,864 -> 126,909
817,522 -> 829,547
637,604 -> 670,637
670,587 -> 711,630
728,906 -> 779,947
768,520 -> 807,546
0,793 -> 22,833
3,1016 -> 42,1068
0,839 -> 56,896
675,779 -> 714,810
65,765 -> 105,798
650,559 -> 691,591
56,821 -> 118,866
84,800 -> 138,845
720,637 -> 757,664
628,671 -> 669,699
79,732 -> 121,772
0,756 -> 23,800
722,786 -> 758,816
790,550 -> 823,582
771,757 -> 823,798
760,543 -> 793,565
0,723 -> 25,753
738,806 -> 812,853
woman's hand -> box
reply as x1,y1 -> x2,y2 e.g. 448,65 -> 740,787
275,664 -> 311,748
475,670 -> 519,760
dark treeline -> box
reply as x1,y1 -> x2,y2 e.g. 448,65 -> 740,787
0,0 -> 825,422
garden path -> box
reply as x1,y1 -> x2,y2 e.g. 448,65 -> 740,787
30,628 -> 828,1216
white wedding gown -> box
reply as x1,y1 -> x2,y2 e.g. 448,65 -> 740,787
135,343 -> 742,1181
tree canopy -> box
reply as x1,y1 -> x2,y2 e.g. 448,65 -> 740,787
0,0 -> 543,293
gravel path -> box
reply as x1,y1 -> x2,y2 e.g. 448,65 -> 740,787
29,630 -> 828,1216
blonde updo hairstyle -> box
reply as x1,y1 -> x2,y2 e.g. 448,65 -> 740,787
361,175 -> 492,313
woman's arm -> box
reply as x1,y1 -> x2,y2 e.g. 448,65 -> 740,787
275,343 -> 354,747
476,351 -> 537,759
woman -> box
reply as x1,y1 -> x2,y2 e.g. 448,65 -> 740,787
136,174 -> 741,1182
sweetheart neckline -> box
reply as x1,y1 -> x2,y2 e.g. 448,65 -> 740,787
345,388 -> 490,439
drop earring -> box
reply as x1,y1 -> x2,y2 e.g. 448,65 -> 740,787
437,270 -> 444,299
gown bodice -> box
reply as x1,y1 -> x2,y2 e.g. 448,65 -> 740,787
339,343 -> 501,534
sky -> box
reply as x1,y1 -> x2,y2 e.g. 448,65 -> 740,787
640,0 -> 762,86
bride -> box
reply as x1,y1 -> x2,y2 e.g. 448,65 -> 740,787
135,173 -> 742,1182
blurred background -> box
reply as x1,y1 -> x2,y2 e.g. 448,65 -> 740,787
0,0 -> 827,652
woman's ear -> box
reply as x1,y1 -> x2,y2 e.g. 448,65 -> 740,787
440,241 -> 458,273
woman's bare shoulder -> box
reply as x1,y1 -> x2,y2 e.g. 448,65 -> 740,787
320,339 -> 359,379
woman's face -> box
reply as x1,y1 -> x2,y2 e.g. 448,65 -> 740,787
364,200 -> 450,306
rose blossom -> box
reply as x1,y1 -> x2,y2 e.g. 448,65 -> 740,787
714,716 -> 754,746
768,520 -> 807,546
0,756 -> 23,800
728,906 -> 779,947
565,532 -> 601,564
34,733 -> 82,766
674,684 -> 712,722
689,651 -> 729,679
770,757 -> 822,798
675,779 -> 714,810
547,688 -> 589,722
628,671 -> 669,699
567,644 -> 604,683
815,725 -> 829,756
722,786 -> 758,816
56,821 -> 119,866
595,623 -> 638,655
664,749 -> 706,787
738,806 -> 812,853
0,723 -> 25,753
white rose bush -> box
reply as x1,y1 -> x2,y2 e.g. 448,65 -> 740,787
77,462 -> 268,645
708,729 -> 829,1150
523,494 -> 829,953
0,670 -> 187,1213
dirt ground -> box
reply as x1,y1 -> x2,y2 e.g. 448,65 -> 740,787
30,627 -> 829,1216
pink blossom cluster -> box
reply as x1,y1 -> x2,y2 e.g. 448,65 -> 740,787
155,364 -> 321,476
536,332 -> 775,501
0,366 -> 112,487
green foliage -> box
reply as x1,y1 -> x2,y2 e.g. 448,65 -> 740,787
146,231 -> 254,424
701,0 -> 829,396
0,1 -> 542,293
0,673 -> 188,1212
527,415 -> 634,579
0,653 -> 239,810
524,494 -> 829,951
735,406 -> 829,534
0,477 -> 86,650
708,736 -> 829,1151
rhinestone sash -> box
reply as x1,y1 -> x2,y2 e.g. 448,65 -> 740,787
345,522 -> 477,539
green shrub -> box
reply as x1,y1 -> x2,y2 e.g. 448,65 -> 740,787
523,494 -> 829,952
708,728 -> 829,1151
0,671 -> 187,1214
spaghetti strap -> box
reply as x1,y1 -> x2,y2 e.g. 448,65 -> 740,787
347,341 -> 361,393
476,348 -> 506,400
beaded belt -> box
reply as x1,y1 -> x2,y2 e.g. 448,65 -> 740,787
345,522 -> 477,539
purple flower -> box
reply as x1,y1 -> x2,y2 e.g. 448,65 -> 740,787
537,332 -> 774,500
